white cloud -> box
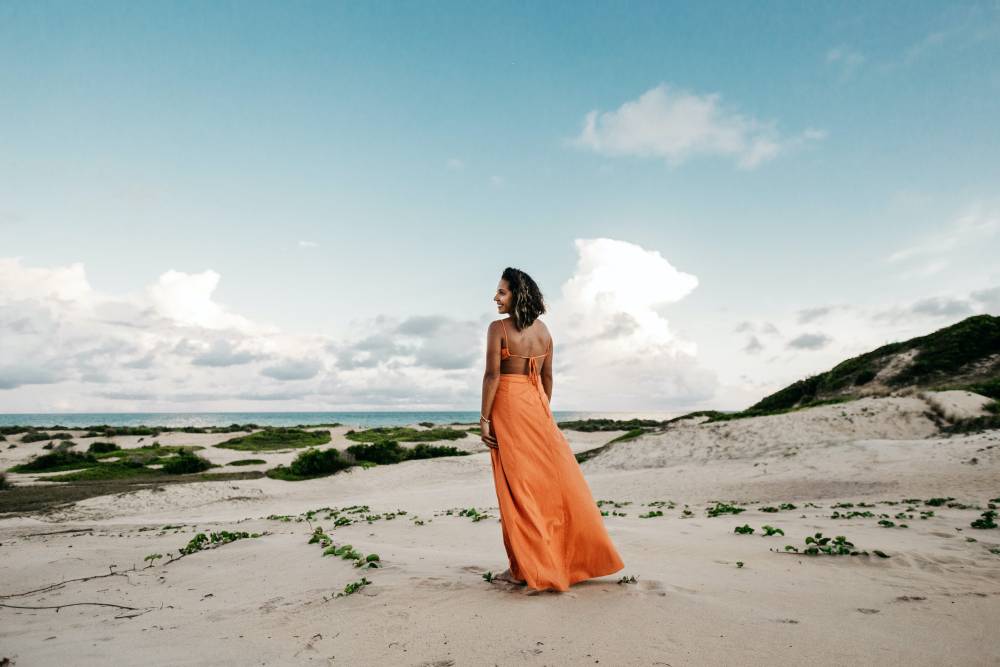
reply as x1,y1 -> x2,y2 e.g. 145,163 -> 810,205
446,158 -> 465,171
543,238 -> 716,410
572,84 -> 825,170
298,240 -> 318,248
0,258 -> 318,411
146,269 -> 269,333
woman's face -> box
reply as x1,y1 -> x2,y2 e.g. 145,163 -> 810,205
494,279 -> 512,314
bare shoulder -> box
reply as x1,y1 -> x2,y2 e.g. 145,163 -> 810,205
537,319 -> 553,343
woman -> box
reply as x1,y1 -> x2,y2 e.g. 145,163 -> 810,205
480,267 -> 625,591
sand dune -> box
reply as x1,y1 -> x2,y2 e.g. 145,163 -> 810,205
1,395 -> 999,665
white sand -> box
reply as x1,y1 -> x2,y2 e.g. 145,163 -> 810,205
1,395 -> 999,666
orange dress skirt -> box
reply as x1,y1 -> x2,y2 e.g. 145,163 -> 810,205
489,371 -> 625,592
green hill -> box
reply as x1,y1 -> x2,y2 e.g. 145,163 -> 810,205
743,314 -> 1000,416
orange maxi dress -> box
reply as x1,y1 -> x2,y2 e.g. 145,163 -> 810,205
488,319 -> 625,592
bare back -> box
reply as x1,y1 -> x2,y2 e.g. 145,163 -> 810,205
499,318 -> 552,376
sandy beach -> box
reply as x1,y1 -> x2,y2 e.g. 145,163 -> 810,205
1,391 -> 999,666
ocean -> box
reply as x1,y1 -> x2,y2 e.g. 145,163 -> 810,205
0,411 -> 676,429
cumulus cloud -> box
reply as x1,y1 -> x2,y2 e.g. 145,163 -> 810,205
572,84 -> 825,170
786,333 -> 833,350
0,257 -> 324,411
146,270 -> 267,333
541,238 -> 716,409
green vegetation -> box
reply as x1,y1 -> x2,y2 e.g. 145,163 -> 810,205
161,451 -> 214,475
556,418 -> 665,432
178,530 -> 261,556
216,427 -> 331,451
606,428 -> 646,444
780,532 -> 888,557
308,526 -> 381,568
9,450 -> 99,473
345,440 -> 469,465
93,443 -> 196,458
664,410 -> 731,424
87,441 -> 120,454
229,458 -> 266,466
265,504 -> 410,527
20,432 -> 65,443
960,377 -> 1000,400
0,471 -> 263,515
44,461 -> 159,482
942,413 -> 1000,434
336,577 -> 372,598
707,502 -> 746,517
971,510 -> 998,529
0,472 -> 10,491
344,426 -> 466,443
738,315 -> 1000,417
734,524 -> 754,534
438,506 -> 493,522
266,447 -> 353,481
9,444 -> 217,482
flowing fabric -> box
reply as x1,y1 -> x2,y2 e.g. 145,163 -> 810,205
488,320 -> 624,592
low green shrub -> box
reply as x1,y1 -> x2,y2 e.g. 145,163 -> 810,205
161,451 -> 213,475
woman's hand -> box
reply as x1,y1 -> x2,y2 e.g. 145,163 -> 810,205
480,417 -> 498,449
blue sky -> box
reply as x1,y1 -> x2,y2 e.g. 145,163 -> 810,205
1,1 -> 999,413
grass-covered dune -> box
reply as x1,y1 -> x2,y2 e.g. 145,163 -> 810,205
660,314 -> 1000,426
344,426 -> 467,443
7,444 -> 215,482
214,428 -> 332,451
556,418 -> 666,432
748,314 -> 1000,413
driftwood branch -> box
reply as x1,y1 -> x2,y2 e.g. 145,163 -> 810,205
0,565 -> 135,599
17,528 -> 94,538
0,601 -> 141,612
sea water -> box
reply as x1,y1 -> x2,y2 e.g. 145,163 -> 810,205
0,411 -> 676,429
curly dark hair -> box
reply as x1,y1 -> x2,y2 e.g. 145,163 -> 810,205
501,267 -> 547,330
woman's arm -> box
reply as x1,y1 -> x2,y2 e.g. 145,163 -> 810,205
480,321 -> 502,447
